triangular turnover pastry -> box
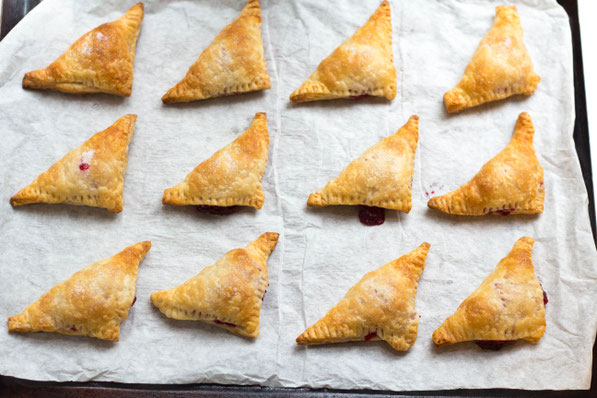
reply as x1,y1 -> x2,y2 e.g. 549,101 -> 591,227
162,112 -> 269,209
308,115 -> 419,213
22,3 -> 144,96
8,241 -> 151,342
432,237 -> 546,348
297,243 -> 430,351
151,232 -> 279,338
10,114 -> 137,213
161,0 -> 270,103
289,1 -> 396,103
444,6 -> 540,113
428,112 -> 544,216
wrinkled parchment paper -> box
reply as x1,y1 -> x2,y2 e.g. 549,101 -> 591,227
1,0 -> 596,391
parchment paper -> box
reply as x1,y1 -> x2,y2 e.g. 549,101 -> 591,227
1,0 -> 596,391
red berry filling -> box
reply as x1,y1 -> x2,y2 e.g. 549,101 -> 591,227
70,326 -> 78,332
79,163 -> 90,171
349,94 -> 370,99
543,291 -> 548,306
474,340 -> 509,350
196,205 -> 238,215
214,319 -> 237,328
131,296 -> 137,307
488,208 -> 516,216
540,283 -> 548,306
364,331 -> 378,341
358,205 -> 385,226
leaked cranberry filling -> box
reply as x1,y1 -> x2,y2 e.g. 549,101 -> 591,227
540,284 -> 548,306
214,319 -> 237,328
196,205 -> 238,216
349,94 -> 370,99
489,208 -> 516,216
70,326 -> 78,332
79,163 -> 90,171
131,296 -> 137,307
538,282 -> 548,306
358,205 -> 385,226
364,331 -> 378,341
474,340 -> 509,350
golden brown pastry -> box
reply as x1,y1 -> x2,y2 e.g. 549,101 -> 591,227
10,114 -> 137,213
151,232 -> 279,338
162,113 -> 269,210
297,243 -> 430,351
308,115 -> 419,213
432,237 -> 546,348
8,241 -> 151,342
289,1 -> 396,103
444,6 -> 540,113
428,112 -> 543,216
22,3 -> 144,96
161,0 -> 270,103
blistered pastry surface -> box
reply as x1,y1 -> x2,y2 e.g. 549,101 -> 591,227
10,114 -> 136,212
22,3 -> 144,96
151,233 -> 278,338
433,237 -> 546,346
444,6 -> 540,113
308,115 -> 418,212
161,0 -> 270,103
289,1 -> 396,103
297,243 -> 430,351
162,113 -> 269,209
8,241 -> 151,341
428,113 -> 544,215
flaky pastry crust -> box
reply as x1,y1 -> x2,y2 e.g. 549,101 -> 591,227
432,237 -> 546,346
444,6 -> 540,113
307,115 -> 419,212
22,3 -> 144,96
428,112 -> 544,216
297,243 -> 430,351
161,0 -> 270,103
289,1 -> 396,103
162,113 -> 269,209
10,114 -> 137,213
8,241 -> 151,342
151,233 -> 279,338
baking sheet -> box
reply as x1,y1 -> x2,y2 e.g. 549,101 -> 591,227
1,0 -> 596,391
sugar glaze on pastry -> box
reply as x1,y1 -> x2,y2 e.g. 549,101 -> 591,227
290,1 -> 396,103
162,113 -> 269,209
432,237 -> 546,347
444,6 -> 540,113
297,243 -> 430,351
428,112 -> 544,216
8,241 -> 151,342
10,114 -> 137,213
151,233 -> 279,338
23,3 -> 144,96
162,0 -> 270,103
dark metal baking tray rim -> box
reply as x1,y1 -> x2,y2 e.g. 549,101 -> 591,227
0,0 -> 595,396
1,376 -> 594,397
